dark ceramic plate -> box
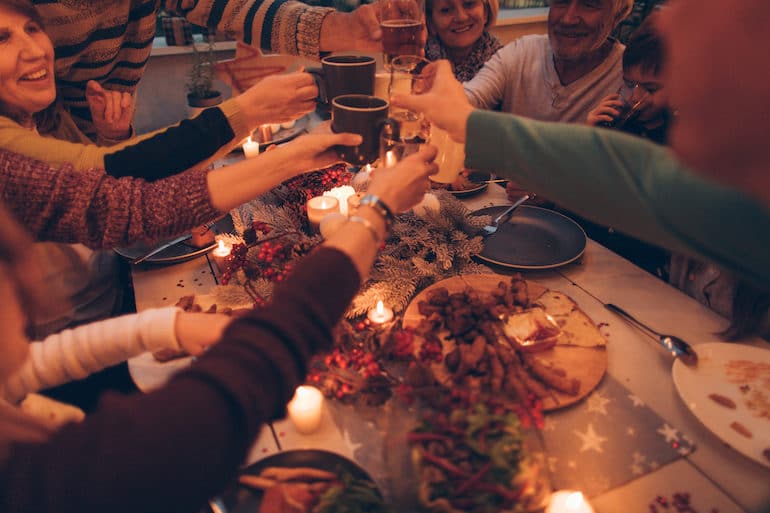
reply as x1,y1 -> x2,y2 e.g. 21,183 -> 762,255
433,170 -> 491,198
207,450 -> 381,513
473,205 -> 586,270
114,214 -> 234,265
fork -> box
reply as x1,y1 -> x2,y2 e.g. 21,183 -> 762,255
481,194 -> 530,236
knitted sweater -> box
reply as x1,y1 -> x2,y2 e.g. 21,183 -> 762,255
3,308 -> 181,405
1,99 -> 249,181
35,0 -> 333,137
0,149 -> 221,249
0,247 -> 360,513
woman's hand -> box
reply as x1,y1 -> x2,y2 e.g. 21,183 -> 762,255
368,145 -> 439,213
391,60 -> 473,143
174,312 -> 231,356
586,94 -> 622,126
85,80 -> 134,141
274,123 -> 362,175
237,71 -> 318,127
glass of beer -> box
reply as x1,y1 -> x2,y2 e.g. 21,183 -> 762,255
380,0 -> 425,70
389,55 -> 432,140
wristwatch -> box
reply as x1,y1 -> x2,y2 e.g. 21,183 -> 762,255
359,194 -> 394,225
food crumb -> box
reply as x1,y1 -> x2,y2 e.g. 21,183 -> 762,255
729,421 -> 752,438
707,393 -> 736,409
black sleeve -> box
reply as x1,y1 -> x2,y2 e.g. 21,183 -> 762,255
103,107 -> 236,181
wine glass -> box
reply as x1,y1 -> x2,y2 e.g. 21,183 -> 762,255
388,55 -> 432,140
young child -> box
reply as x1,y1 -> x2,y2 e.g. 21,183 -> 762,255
587,13 -> 671,144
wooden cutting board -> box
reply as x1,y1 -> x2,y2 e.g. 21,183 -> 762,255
402,274 -> 607,411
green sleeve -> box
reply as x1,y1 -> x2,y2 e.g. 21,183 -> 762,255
465,109 -> 770,287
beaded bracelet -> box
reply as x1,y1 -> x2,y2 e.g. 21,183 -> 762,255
348,215 -> 383,244
359,194 -> 394,225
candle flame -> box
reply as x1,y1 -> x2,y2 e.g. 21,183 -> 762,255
565,492 -> 585,511
218,240 -> 226,251
247,135 -> 254,144
375,300 -> 385,315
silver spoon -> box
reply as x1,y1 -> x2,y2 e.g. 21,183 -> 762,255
605,303 -> 698,366
481,194 -> 530,236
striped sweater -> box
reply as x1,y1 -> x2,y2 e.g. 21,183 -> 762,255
34,0 -> 333,137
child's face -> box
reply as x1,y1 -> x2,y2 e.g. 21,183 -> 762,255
623,65 -> 667,129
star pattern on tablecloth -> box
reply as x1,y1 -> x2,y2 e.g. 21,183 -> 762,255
657,423 -> 680,444
628,393 -> 645,407
574,423 -> 608,453
587,391 -> 611,415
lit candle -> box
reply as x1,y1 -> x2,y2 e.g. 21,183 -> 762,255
242,135 -> 260,158
287,385 -> 324,434
211,239 -> 232,271
367,300 -> 394,325
306,196 -> 339,233
547,491 -> 595,513
323,185 -> 356,216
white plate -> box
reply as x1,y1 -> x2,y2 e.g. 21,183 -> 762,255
672,342 -> 770,468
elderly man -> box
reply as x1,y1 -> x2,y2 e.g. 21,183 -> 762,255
464,0 -> 633,123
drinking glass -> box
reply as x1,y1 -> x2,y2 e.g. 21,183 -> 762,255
379,127 -> 421,168
380,0 -> 425,70
599,82 -> 649,129
389,55 -> 432,140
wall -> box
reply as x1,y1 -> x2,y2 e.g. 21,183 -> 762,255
133,8 -> 547,134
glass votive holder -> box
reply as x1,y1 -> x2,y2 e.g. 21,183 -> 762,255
306,196 -> 339,233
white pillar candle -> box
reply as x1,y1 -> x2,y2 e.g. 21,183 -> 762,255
367,300 -> 394,325
306,196 -> 339,233
323,185 -> 356,216
547,491 -> 595,513
287,386 -> 324,434
242,136 -> 260,158
211,239 -> 232,271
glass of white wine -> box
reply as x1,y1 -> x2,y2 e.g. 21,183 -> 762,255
389,55 -> 432,140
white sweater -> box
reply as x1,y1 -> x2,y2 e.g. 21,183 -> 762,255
464,34 -> 625,123
3,307 -> 181,404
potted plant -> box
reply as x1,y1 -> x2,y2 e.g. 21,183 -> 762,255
186,32 -> 223,116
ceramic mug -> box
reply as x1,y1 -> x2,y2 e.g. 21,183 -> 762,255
308,55 -> 376,105
332,94 -> 400,166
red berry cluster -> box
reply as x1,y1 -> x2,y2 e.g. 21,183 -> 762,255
283,164 -> 353,213
308,347 -> 384,400
389,328 -> 416,359
219,242 -> 249,285
417,334 -> 443,364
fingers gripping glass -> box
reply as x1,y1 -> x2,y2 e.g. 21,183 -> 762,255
389,56 -> 434,140
600,82 -> 650,129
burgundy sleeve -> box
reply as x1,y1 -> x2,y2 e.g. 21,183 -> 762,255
0,149 -> 221,249
0,247 -> 361,513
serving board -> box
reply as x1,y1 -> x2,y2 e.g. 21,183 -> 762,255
402,274 -> 607,411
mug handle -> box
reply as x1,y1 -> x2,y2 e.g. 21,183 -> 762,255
306,67 -> 327,104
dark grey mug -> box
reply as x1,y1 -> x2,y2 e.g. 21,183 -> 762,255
308,55 -> 376,105
332,95 -> 400,166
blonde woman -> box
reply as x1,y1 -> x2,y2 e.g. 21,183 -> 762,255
425,0 -> 502,81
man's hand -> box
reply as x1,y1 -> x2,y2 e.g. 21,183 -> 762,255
236,71 -> 318,126
320,2 -> 382,53
85,80 -> 134,141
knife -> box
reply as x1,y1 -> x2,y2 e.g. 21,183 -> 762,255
131,233 -> 193,265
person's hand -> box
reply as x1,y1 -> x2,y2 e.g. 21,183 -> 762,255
85,80 -> 134,141
367,145 -> 439,213
391,60 -> 472,143
586,94 -> 622,126
275,123 -> 362,175
237,71 -> 318,127
320,2 -> 382,53
174,312 -> 231,356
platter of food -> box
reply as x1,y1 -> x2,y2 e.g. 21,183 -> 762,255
432,170 -> 492,197
402,274 -> 607,411
672,342 -> 770,468
255,115 -> 310,149
206,450 -> 387,513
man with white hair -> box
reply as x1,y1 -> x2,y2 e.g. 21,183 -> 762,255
464,0 -> 634,123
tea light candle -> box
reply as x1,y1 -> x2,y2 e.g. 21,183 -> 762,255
367,300 -> 394,325
211,239 -> 231,271
323,185 -> 356,216
306,196 -> 339,233
287,386 -> 324,434
547,491 -> 595,513
242,135 -> 260,158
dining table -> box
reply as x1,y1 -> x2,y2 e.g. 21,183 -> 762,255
128,167 -> 770,513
